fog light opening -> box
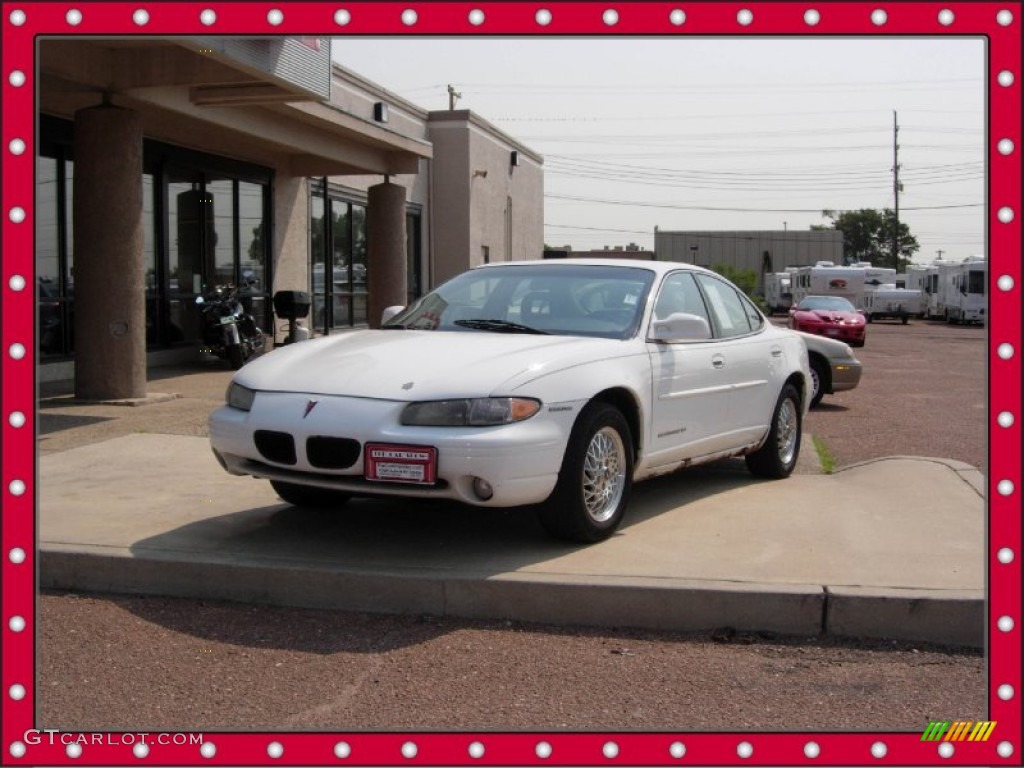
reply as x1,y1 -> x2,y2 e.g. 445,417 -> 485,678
472,477 -> 494,501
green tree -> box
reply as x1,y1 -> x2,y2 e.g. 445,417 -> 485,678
820,208 -> 920,271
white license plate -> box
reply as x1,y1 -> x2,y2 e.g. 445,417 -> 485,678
364,443 -> 437,485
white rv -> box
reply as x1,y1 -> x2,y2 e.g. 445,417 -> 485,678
915,259 -> 956,319
862,284 -> 924,323
763,271 -> 795,315
941,255 -> 986,324
790,263 -> 867,309
860,264 -> 898,289
905,264 -> 930,294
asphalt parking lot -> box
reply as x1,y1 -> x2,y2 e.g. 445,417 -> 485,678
797,319 -> 986,472
35,318 -> 989,732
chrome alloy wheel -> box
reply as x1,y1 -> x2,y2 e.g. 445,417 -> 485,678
776,396 -> 799,467
581,426 -> 627,523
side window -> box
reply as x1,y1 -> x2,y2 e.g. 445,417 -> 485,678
653,272 -> 711,327
739,292 -> 764,331
695,274 -> 753,338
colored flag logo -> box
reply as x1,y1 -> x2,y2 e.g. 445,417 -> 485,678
922,721 -> 997,742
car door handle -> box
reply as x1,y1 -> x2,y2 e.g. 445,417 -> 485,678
712,354 -> 726,369
770,346 -> 783,358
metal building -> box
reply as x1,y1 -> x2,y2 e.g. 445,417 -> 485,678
654,230 -> 844,291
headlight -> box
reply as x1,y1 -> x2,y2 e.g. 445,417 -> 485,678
226,382 -> 256,411
401,397 -> 541,426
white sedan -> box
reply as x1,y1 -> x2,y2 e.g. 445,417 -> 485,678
209,260 -> 810,543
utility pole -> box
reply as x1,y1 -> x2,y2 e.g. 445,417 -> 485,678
447,84 -> 462,111
892,110 -> 901,272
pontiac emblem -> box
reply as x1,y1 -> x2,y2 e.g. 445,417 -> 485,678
303,399 -> 319,418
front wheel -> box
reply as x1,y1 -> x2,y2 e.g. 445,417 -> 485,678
270,480 -> 352,509
808,357 -> 827,407
538,402 -> 633,543
745,383 -> 802,479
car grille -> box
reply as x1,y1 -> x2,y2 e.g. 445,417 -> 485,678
306,436 -> 361,470
254,430 -> 297,466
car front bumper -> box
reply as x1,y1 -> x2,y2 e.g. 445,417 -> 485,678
828,358 -> 863,393
803,324 -> 865,344
209,392 -> 578,508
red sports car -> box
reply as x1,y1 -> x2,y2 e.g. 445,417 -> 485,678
788,295 -> 866,347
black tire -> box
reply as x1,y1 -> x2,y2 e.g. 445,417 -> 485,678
745,383 -> 802,479
538,402 -> 633,543
808,356 -> 827,408
270,480 -> 351,509
227,343 -> 244,370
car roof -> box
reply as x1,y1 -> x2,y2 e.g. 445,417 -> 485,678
477,259 -> 714,277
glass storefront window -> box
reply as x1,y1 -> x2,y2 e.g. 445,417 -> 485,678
39,120 -> 272,355
350,203 -> 368,326
209,178 -> 236,289
37,155 -> 63,356
331,199 -> 351,327
37,156 -> 60,289
407,212 -> 421,305
64,160 -> 74,286
310,191 -> 327,329
239,181 -> 266,294
310,190 -> 369,332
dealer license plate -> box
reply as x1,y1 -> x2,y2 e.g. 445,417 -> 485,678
364,443 -> 438,485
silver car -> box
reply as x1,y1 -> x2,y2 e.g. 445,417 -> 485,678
796,331 -> 863,407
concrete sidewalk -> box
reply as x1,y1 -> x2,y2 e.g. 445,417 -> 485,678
39,433 -> 985,648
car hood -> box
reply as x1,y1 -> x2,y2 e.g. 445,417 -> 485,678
802,309 -> 861,323
234,330 -> 631,400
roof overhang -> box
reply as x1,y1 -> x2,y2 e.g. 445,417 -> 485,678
38,38 -> 431,176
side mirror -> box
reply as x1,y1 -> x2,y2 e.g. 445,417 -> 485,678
650,312 -> 712,342
381,305 -> 405,325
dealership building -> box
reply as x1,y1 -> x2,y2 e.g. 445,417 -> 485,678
37,37 -> 543,396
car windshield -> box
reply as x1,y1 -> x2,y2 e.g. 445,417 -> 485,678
799,296 -> 856,312
384,264 -> 656,340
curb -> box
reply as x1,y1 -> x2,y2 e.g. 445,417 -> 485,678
40,547 -> 983,648
835,455 -> 985,497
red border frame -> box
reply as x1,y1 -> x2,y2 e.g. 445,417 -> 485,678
1,2 -> 1020,766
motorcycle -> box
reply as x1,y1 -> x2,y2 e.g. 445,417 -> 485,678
195,283 -> 265,369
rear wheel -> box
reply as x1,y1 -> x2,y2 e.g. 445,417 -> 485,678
538,402 -> 633,543
745,383 -> 802,479
270,480 -> 351,509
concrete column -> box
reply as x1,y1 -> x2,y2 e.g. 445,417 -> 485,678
73,105 -> 145,400
366,181 -> 408,328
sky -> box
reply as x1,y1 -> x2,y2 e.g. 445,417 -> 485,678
331,36 -> 986,263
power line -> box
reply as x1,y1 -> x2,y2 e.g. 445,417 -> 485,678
546,193 -> 983,213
